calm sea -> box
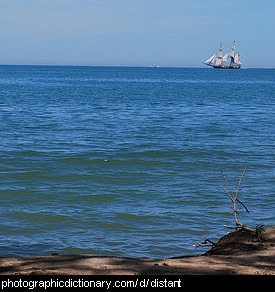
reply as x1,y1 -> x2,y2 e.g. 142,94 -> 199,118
0,66 -> 274,258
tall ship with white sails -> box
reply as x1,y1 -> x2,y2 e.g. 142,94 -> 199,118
204,41 -> 241,69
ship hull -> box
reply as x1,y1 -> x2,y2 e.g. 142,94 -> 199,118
213,65 -> 241,69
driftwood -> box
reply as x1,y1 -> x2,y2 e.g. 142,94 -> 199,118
194,226 -> 216,248
195,163 -> 254,248
219,163 -> 253,232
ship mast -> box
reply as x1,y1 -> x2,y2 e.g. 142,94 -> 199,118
215,42 -> 223,67
228,41 -> 236,67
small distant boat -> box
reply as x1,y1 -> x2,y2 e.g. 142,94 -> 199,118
204,41 -> 241,69
149,65 -> 160,68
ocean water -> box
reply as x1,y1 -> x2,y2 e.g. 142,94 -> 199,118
0,65 -> 274,258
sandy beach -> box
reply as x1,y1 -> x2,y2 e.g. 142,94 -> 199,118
0,226 -> 274,275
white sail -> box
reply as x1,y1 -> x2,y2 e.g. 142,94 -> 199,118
229,41 -> 236,58
210,56 -> 216,64
215,58 -> 223,66
234,53 -> 241,65
222,53 -> 228,62
204,54 -> 216,64
217,43 -> 223,59
214,43 -> 223,66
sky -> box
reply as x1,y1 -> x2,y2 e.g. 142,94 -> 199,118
0,0 -> 274,67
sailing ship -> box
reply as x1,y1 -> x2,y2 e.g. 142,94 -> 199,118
204,41 -> 241,69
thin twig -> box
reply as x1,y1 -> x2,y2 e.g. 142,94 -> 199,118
220,184 -> 233,201
221,171 -> 235,199
236,198 -> 249,213
236,166 -> 247,199
194,226 -> 216,248
223,161 -> 231,176
210,161 -> 231,181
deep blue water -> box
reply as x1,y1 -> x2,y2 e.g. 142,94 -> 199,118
0,66 -> 274,258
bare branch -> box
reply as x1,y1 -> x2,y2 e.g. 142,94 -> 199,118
220,184 -> 233,201
235,166 -> 247,199
210,161 -> 231,182
220,165 -> 249,229
221,172 -> 235,199
225,161 -> 231,175
236,198 -> 249,213
194,226 -> 216,248
223,224 -> 240,229
194,164 -> 254,249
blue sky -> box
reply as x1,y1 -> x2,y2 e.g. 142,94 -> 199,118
0,0 -> 274,67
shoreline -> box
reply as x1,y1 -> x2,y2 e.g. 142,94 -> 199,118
0,226 -> 274,275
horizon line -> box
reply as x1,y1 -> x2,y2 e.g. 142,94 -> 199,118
0,64 -> 274,69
